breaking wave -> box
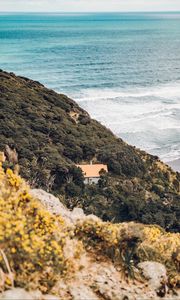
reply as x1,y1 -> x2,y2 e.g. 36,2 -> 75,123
74,82 -> 180,162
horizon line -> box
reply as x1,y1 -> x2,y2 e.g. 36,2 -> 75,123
1,10 -> 180,13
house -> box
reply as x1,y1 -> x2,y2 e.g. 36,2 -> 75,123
76,163 -> 108,184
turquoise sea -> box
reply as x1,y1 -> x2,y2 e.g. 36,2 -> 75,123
0,12 -> 180,162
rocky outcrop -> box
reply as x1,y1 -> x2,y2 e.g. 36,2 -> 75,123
30,189 -> 72,221
27,189 -> 179,300
30,188 -> 100,225
138,261 -> 167,290
0,288 -> 59,300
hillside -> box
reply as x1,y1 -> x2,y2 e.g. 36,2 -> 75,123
0,70 -> 179,231
0,157 -> 179,299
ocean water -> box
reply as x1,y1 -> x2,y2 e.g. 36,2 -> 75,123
0,12 -> 180,162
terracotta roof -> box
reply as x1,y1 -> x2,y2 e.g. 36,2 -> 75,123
76,164 -> 108,178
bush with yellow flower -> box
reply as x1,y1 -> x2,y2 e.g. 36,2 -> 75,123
0,154 -> 77,293
0,151 -> 179,293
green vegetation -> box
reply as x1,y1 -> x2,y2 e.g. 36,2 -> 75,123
0,70 -> 179,232
0,159 -> 179,294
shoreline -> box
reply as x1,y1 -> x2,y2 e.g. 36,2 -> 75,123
167,158 -> 180,173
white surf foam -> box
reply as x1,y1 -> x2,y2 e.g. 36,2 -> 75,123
73,81 -> 180,162
75,81 -> 180,102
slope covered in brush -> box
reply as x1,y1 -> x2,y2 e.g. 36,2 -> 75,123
0,70 -> 179,231
0,156 -> 179,298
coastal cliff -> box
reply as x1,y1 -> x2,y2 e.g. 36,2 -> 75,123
0,70 -> 179,232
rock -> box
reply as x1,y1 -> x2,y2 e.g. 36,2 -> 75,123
71,207 -> 85,220
138,261 -> 167,290
85,214 -> 101,222
30,189 -> 100,224
30,189 -> 72,223
69,285 -> 99,300
92,263 -> 128,300
42,295 -> 60,300
0,288 -> 41,300
0,289 -> 60,300
71,207 -> 100,222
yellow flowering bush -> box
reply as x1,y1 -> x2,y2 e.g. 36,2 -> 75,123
75,219 -> 120,249
75,219 -> 180,283
138,227 -> 180,270
138,226 -> 180,287
0,158 -> 71,292
0,151 -> 179,292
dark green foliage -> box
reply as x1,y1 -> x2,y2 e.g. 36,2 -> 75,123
66,182 -> 82,197
98,145 -> 145,177
0,70 -> 179,232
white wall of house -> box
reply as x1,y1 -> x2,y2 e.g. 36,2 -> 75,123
84,177 -> 99,184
